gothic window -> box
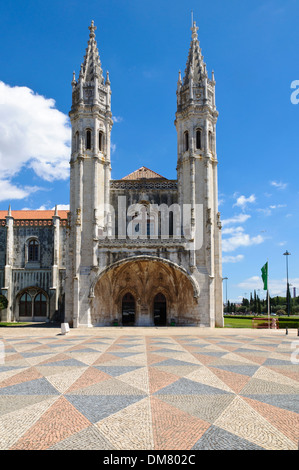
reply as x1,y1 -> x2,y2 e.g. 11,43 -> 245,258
34,293 -> 47,317
86,129 -> 92,150
196,129 -> 202,150
184,131 -> 189,151
128,204 -> 153,237
19,292 -> 32,317
28,239 -> 39,262
19,289 -> 48,319
99,131 -> 104,151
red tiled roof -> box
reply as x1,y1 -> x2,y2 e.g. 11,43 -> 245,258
121,166 -> 167,180
0,210 -> 69,220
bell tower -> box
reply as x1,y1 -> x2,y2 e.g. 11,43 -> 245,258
175,21 -> 223,327
66,21 -> 113,327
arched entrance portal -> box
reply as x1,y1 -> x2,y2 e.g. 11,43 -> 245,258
91,257 -> 199,326
122,292 -> 136,325
153,293 -> 166,326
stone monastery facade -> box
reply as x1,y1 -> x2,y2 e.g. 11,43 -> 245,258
0,21 -> 223,328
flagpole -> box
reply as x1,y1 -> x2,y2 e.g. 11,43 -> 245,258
261,261 -> 270,328
267,259 -> 270,329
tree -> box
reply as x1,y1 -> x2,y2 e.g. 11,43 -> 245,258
0,295 -> 8,311
277,309 -> 286,316
257,297 -> 261,314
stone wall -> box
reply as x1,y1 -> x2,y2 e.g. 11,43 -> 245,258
0,219 -> 67,322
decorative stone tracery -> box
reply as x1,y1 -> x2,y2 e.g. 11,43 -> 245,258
91,257 -> 199,326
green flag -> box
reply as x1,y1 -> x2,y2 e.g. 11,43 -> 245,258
261,262 -> 268,290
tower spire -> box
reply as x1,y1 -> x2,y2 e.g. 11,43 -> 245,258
81,20 -> 103,83
183,20 -> 206,86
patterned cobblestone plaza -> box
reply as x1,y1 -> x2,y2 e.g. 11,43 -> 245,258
0,326 -> 298,450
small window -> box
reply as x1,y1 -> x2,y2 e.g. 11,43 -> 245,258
184,131 -> 189,152
86,129 -> 92,150
209,131 -> 213,151
196,129 -> 202,150
75,131 -> 79,151
99,131 -> 104,151
28,239 -> 39,262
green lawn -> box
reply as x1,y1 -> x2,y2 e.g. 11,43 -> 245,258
224,317 -> 253,328
224,315 -> 299,329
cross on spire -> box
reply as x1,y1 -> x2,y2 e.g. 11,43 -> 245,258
191,21 -> 199,40
88,20 -> 97,38
81,20 -> 103,83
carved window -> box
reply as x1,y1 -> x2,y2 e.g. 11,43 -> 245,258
99,131 -> 104,151
28,239 -> 39,262
184,131 -> 189,152
86,129 -> 92,150
196,129 -> 202,150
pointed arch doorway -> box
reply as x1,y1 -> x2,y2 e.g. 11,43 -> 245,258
122,292 -> 136,325
153,293 -> 167,326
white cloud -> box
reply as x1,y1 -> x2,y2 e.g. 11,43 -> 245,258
54,204 -> 70,210
112,115 -> 123,123
0,179 -> 41,202
257,207 -> 272,216
222,226 -> 264,252
270,181 -> 287,190
238,276 -> 262,291
22,203 -> 70,210
222,226 -> 245,235
222,254 -> 244,263
0,81 -> 71,200
222,210 -> 263,253
222,214 -> 251,226
233,194 -> 256,209
269,204 -> 286,209
257,204 -> 287,217
238,276 -> 299,297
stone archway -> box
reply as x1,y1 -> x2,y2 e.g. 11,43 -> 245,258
91,256 -> 199,326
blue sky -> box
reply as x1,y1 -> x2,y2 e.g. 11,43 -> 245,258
0,0 -> 298,303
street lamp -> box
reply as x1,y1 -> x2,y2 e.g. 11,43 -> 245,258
283,251 -> 291,317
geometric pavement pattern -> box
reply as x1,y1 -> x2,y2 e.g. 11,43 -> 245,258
0,331 -> 298,450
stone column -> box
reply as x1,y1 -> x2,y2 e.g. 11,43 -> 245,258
4,206 -> 14,321
51,207 -> 60,316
